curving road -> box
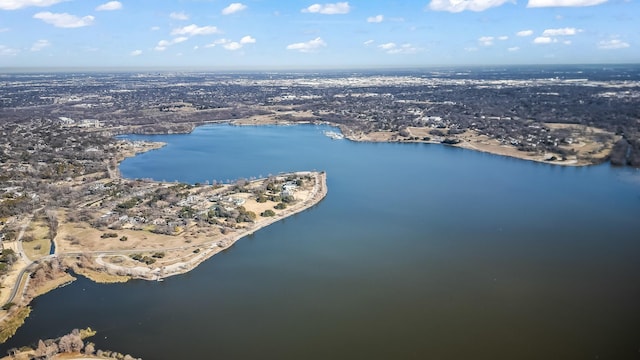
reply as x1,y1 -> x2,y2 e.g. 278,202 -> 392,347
2,208 -> 44,308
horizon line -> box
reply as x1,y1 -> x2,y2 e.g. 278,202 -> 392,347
1,63 -> 639,74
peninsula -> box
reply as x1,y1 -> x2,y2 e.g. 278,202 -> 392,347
1,67 -> 638,344
0,120 -> 327,342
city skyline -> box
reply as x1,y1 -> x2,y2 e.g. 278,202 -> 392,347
0,0 -> 637,69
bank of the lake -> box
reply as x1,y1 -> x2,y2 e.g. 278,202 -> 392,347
2,124 -> 640,360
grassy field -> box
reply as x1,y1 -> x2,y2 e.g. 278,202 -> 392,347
0,306 -> 31,344
22,221 -> 51,261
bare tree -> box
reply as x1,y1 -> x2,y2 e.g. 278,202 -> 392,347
34,339 -> 58,359
45,209 -> 58,241
34,340 -> 47,358
84,342 -> 95,355
58,330 -> 83,353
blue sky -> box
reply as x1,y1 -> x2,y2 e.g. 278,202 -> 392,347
0,0 -> 637,69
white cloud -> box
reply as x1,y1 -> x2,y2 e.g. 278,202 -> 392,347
154,37 -> 189,51
479,36 -> 494,46
0,45 -> 20,56
531,28 -> 582,45
171,24 -> 220,36
30,39 -> 50,51
240,35 -> 256,44
286,37 -> 327,52
498,35 -> 509,41
0,0 -> 67,10
363,39 -> 374,46
389,43 -> 420,54
427,0 -> 513,12
130,49 -> 142,56
151,26 -> 160,31
516,30 -> 534,37
377,42 -> 420,54
222,3 -> 247,15
598,39 -> 630,50
367,14 -> 384,23
96,1 -> 122,11
223,42 -> 242,50
378,42 -> 396,50
205,38 -> 230,48
527,0 -> 607,7
205,36 -> 255,50
33,12 -> 94,28
533,36 -> 557,44
508,46 -> 520,51
302,2 -> 351,14
155,40 -> 171,51
170,12 -> 189,20
542,27 -> 581,36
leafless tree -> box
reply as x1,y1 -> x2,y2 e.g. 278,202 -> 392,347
58,329 -> 84,353
45,209 -> 58,241
84,342 -> 95,355
34,339 -> 58,359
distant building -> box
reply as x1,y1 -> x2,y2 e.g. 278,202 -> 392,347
58,116 -> 75,125
282,181 -> 298,197
80,119 -> 101,128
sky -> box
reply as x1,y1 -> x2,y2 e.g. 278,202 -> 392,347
0,0 -> 637,69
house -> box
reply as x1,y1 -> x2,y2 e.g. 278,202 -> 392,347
282,181 -> 298,191
281,181 -> 298,197
79,119 -> 101,128
231,197 -> 245,206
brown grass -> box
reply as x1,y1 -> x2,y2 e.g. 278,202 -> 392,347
0,306 -> 31,344
22,221 -> 51,261
65,262 -> 130,284
30,273 -> 76,298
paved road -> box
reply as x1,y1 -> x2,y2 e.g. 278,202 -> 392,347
2,208 -> 43,307
4,262 -> 38,305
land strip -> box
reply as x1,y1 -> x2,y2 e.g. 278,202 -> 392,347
1,68 -> 638,345
0,127 -> 327,342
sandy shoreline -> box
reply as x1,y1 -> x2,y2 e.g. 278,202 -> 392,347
340,126 -> 616,167
74,171 -> 328,282
0,116 -> 614,344
233,118 -> 613,167
0,170 -> 327,343
0,127 -> 327,343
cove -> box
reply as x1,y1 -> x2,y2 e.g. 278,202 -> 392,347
2,124 -> 640,360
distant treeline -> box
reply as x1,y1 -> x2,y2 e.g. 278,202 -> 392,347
610,138 -> 640,167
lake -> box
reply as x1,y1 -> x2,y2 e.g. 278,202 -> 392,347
3,124 -> 640,359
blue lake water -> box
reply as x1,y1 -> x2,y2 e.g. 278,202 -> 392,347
3,124 -> 640,359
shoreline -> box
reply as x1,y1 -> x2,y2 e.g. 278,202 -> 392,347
0,127 -> 327,342
228,119 -> 613,167
336,125 -> 613,167
71,171 -> 328,282
0,117 -> 612,343
125,118 -> 614,168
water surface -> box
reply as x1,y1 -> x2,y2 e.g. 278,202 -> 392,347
3,124 -> 640,360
